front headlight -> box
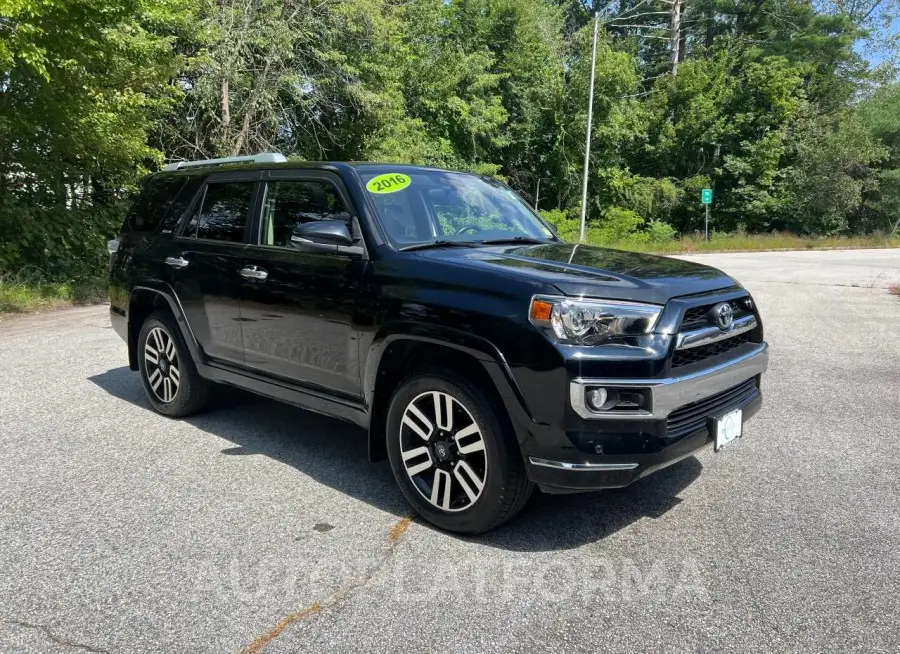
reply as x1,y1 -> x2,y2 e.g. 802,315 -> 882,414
529,295 -> 662,345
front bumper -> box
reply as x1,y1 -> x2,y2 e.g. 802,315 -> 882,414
569,342 -> 769,420
524,342 -> 768,493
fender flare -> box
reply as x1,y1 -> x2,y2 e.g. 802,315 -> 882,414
127,284 -> 204,369
363,324 -> 538,461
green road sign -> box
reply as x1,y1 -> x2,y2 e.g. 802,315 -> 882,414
701,188 -> 713,204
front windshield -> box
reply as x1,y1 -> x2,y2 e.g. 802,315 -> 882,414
358,167 -> 556,247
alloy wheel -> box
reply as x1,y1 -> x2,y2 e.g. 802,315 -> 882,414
144,326 -> 180,403
399,391 -> 488,512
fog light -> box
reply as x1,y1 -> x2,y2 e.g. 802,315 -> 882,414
586,388 -> 608,411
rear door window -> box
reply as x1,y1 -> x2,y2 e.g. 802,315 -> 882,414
123,176 -> 187,233
183,182 -> 255,243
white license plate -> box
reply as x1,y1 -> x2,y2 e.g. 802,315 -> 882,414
714,409 -> 743,451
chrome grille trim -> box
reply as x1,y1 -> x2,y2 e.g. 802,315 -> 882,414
675,314 -> 758,350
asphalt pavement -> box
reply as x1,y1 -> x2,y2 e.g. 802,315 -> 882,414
0,248 -> 898,653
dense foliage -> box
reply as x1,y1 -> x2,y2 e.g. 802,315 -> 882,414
1,0 -> 898,282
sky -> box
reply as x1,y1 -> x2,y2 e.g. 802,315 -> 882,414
856,16 -> 899,69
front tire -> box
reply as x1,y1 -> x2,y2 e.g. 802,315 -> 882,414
386,370 -> 532,534
137,311 -> 210,417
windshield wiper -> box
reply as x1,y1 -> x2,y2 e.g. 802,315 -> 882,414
398,240 -> 482,252
479,236 -> 551,246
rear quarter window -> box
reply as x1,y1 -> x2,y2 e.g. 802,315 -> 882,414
158,177 -> 202,235
122,176 -> 188,233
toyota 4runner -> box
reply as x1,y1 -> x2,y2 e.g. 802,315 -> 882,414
108,153 -> 769,534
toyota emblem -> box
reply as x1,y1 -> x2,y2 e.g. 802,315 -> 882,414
712,302 -> 734,330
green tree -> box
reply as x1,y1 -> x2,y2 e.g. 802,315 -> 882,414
2,0 -> 899,286
858,83 -> 900,233
0,0 -> 190,278
781,108 -> 886,234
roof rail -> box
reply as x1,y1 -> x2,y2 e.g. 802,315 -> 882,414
163,152 -> 287,172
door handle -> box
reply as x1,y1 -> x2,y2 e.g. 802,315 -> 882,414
165,256 -> 190,269
240,266 -> 268,281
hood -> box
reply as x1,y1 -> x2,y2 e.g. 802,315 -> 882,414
413,242 -> 737,305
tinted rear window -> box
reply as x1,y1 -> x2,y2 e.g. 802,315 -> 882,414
183,181 -> 255,243
123,176 -> 187,233
158,177 -> 202,235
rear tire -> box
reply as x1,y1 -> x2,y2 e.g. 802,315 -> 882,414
137,311 -> 210,417
386,370 -> 532,534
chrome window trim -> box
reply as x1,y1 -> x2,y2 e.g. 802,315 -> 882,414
570,342 -> 768,420
675,314 -> 757,350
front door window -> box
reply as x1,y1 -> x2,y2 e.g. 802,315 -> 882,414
259,180 -> 352,247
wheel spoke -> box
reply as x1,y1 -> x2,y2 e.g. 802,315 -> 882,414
401,446 -> 433,477
164,337 -> 176,360
430,469 -> 452,510
152,328 -> 164,352
405,459 -> 434,478
169,365 -> 180,386
433,392 -> 453,431
453,422 -> 484,454
402,404 -> 434,441
148,368 -> 163,391
144,344 -> 159,364
453,460 -> 485,504
163,378 -> 174,402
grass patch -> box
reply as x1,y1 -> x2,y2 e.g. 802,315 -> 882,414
600,232 -> 900,254
889,285 -> 900,296
0,275 -> 108,314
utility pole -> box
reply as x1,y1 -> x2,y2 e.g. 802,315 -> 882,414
579,10 -> 600,243
534,177 -> 541,210
669,0 -> 683,76
705,203 -> 709,241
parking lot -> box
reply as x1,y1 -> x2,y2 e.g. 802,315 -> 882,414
1,248 -> 898,653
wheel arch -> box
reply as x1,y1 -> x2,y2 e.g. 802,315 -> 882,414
364,328 -> 535,463
127,285 -> 202,371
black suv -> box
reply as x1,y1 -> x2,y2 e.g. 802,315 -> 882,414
109,153 -> 769,534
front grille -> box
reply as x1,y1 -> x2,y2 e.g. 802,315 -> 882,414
666,378 -> 759,438
680,300 -> 751,332
672,331 -> 752,368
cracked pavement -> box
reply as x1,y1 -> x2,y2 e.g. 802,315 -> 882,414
1,248 -> 899,653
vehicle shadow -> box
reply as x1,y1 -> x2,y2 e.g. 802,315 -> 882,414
89,366 -> 703,552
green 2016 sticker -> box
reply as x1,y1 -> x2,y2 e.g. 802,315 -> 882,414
366,173 -> 411,194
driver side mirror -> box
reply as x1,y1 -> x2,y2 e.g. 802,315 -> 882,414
290,220 -> 364,257
292,220 -> 353,246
